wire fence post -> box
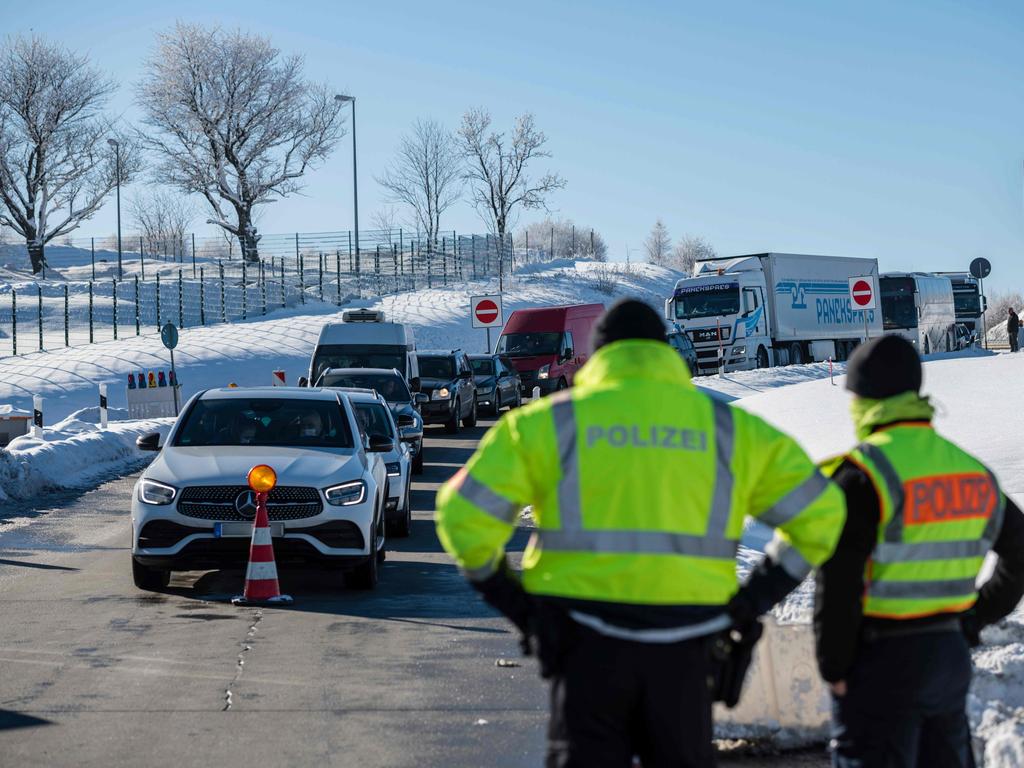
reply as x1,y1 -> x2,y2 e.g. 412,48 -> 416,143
63,284 -> 69,346
442,237 -> 448,286
219,261 -> 226,323
335,251 -> 342,305
299,254 -> 305,304
472,236 -> 477,280
318,253 -> 324,302
88,281 -> 94,343
140,236 -> 146,282
199,267 -> 206,325
134,276 -> 140,336
36,284 -> 43,351
155,273 -> 162,328
178,269 -> 184,328
90,237 -> 96,280
241,260 -> 248,320
427,248 -> 433,289
113,279 -> 119,340
348,231 -> 353,272
11,290 -> 16,355
280,259 -> 286,308
261,261 -> 267,315
192,233 -> 197,278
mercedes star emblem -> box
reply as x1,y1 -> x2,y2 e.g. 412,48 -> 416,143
234,490 -> 258,519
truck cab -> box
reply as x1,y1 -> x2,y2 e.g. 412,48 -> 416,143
936,272 -> 986,347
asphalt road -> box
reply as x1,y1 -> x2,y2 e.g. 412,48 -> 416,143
0,418 -> 828,767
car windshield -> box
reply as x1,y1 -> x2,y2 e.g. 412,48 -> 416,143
174,398 -> 354,448
419,357 -> 455,379
354,402 -> 394,439
470,359 -> 495,375
497,332 -> 561,357
319,371 -> 411,403
674,284 -> 740,319
312,344 -> 406,382
881,277 -> 917,330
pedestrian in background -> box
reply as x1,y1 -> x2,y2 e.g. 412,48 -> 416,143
815,335 -> 1024,768
437,298 -> 846,768
1007,308 -> 1019,352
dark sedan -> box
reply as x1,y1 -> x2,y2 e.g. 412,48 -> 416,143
468,354 -> 522,415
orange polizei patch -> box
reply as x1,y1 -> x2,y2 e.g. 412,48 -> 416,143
902,473 -> 996,526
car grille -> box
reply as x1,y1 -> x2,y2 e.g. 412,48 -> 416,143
177,485 -> 323,521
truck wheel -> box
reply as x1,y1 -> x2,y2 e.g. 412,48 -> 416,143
445,403 -> 460,434
789,343 -> 805,366
132,557 -> 170,591
756,347 -> 770,369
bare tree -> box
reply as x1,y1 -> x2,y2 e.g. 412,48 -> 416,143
517,218 -> 607,262
671,234 -> 716,275
137,23 -> 346,262
128,189 -> 194,258
376,119 -> 462,246
644,219 -> 671,266
0,36 -> 139,273
457,109 -> 565,244
370,206 -> 400,245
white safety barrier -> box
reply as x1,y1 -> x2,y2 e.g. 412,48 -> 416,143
532,386 -> 541,400
32,395 -> 43,439
99,383 -> 108,429
714,617 -> 831,736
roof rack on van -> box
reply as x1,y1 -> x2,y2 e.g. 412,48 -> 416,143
342,308 -> 386,323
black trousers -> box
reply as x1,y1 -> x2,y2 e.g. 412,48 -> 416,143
1011,331 -> 1020,353
545,625 -> 715,768
830,630 -> 974,768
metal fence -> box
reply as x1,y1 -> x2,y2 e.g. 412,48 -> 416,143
0,229 -> 516,357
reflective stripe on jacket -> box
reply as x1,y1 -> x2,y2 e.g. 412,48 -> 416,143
846,423 -> 1004,619
435,339 -> 846,607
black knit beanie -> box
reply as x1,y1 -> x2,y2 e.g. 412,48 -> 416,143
845,335 -> 922,399
591,298 -> 667,350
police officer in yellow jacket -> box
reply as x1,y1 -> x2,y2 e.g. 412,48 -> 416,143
815,335 -> 1024,767
436,299 -> 846,767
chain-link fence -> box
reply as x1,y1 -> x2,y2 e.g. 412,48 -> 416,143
0,229 -> 516,357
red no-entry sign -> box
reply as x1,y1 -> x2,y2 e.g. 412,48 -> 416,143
471,294 -> 503,329
848,277 -> 876,310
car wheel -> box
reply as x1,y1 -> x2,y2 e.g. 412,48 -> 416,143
412,446 -> 424,475
924,337 -> 931,355
464,398 -> 478,428
395,481 -> 412,538
350,517 -> 381,590
513,390 -> 522,409
756,346 -> 770,369
132,557 -> 170,591
556,378 -> 568,391
445,402 -> 460,434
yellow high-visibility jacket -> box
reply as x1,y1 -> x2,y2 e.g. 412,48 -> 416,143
436,339 -> 845,608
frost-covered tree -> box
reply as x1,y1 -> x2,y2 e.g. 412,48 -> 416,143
517,218 -> 607,262
0,36 -> 139,273
137,24 -> 346,262
376,119 -> 462,245
671,234 -> 716,275
458,109 -> 565,244
644,219 -> 671,266
128,189 -> 194,258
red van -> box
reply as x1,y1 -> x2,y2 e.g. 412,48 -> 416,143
495,303 -> 604,395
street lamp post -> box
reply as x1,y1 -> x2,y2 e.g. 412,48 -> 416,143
334,95 -> 359,262
107,138 -> 122,279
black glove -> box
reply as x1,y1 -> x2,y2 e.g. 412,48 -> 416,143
709,619 -> 764,708
471,558 -> 534,646
960,609 -> 982,648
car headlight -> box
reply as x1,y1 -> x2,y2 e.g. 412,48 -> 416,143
325,480 -> 367,506
537,364 -> 551,380
385,461 -> 401,477
432,387 -> 451,400
139,478 -> 177,505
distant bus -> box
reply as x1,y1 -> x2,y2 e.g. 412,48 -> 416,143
880,273 -> 956,354
936,271 -> 986,343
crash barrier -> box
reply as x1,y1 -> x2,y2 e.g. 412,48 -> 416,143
714,616 -> 830,736
0,227 -> 590,358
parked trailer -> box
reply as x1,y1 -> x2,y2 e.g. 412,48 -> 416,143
665,253 -> 882,374
880,273 -> 956,355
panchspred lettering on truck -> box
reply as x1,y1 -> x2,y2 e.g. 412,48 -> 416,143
775,279 -> 876,327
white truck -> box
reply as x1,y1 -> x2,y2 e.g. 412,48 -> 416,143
304,309 -> 420,389
666,253 -> 882,374
879,273 -> 957,354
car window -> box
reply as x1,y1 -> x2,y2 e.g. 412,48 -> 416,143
312,344 -> 406,381
175,398 -> 354,448
471,358 -> 495,375
497,332 -> 561,356
354,402 -> 394,439
562,331 -> 575,355
319,371 -> 411,403
419,356 -> 455,379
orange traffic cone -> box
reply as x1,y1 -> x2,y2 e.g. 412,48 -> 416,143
232,465 -> 293,605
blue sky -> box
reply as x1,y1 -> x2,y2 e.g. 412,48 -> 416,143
6,0 -> 1024,287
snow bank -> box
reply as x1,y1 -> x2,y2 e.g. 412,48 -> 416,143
0,408 -> 172,504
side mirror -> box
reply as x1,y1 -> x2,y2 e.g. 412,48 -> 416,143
367,433 -> 394,453
136,432 -> 162,452
409,376 -> 421,393
414,393 -> 429,406
561,348 -> 574,362
297,376 -> 308,388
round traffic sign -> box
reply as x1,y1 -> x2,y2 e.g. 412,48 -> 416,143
851,279 -> 873,307
161,322 -> 179,350
970,257 -> 991,280
475,299 -> 499,324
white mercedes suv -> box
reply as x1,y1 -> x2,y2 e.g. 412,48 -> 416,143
130,387 -> 389,592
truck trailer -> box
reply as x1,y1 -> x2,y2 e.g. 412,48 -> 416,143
666,253 -> 882,374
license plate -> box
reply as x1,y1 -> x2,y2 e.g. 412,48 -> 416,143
214,522 -> 285,538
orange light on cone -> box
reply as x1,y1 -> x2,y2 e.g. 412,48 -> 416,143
248,464 -> 277,493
